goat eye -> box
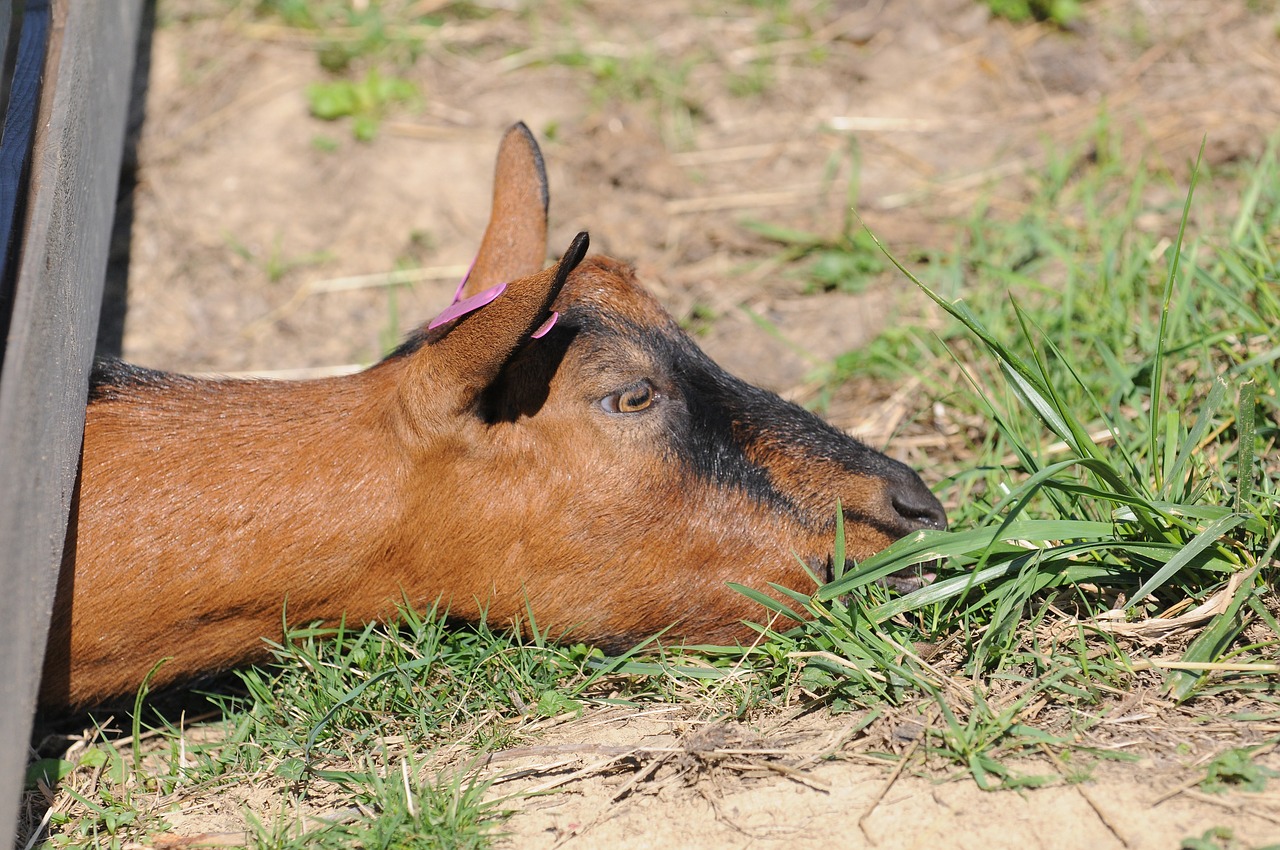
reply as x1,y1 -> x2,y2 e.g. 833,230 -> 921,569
601,381 -> 655,414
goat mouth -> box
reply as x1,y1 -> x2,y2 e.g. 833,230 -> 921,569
819,558 -> 939,593
879,562 -> 938,593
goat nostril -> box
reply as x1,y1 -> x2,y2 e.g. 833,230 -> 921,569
891,486 -> 947,531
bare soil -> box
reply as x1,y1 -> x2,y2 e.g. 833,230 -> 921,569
485,707 -> 1280,850
134,705 -> 1280,850
79,0 -> 1280,847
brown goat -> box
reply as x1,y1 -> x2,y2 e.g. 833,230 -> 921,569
40,124 -> 945,708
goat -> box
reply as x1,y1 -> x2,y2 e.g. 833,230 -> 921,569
40,123 -> 946,708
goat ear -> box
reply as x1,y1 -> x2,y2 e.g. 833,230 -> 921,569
457,122 -> 550,299
419,232 -> 589,407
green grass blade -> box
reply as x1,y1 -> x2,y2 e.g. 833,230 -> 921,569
1234,379 -> 1257,515
304,655 -> 437,760
1129,514 -> 1245,603
819,521 -> 1116,600
1231,135 -> 1277,245
1162,376 -> 1228,501
1007,300 -> 1105,463
997,359 -> 1075,450
1148,139 -> 1204,491
833,499 -> 847,581
726,582 -> 807,623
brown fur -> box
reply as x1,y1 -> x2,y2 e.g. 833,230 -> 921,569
41,124 -> 944,708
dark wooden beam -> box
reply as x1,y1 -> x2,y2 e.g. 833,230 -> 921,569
0,2 -> 145,844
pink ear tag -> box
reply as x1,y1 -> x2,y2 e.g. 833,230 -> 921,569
449,259 -> 476,304
531,311 -> 559,339
427,282 -> 507,330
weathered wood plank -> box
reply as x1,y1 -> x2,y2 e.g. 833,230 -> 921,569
0,1 -> 144,844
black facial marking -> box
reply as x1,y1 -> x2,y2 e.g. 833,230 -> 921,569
669,341 -> 918,539
556,304 -> 938,539
669,343 -> 798,512
553,307 -> 804,519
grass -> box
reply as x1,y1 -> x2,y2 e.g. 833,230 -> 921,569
743,139 -> 887,293
306,69 -> 419,142
225,232 -> 335,284
248,0 -> 466,67
779,131 -> 1280,778
981,0 -> 1084,26
238,0 -> 441,140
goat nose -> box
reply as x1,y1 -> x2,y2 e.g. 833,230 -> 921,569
890,474 -> 948,531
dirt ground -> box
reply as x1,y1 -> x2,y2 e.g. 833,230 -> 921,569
97,0 -> 1280,847
482,707 -> 1280,849
145,705 -> 1280,850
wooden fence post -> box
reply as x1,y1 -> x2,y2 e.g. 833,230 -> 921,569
0,1 -> 144,844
